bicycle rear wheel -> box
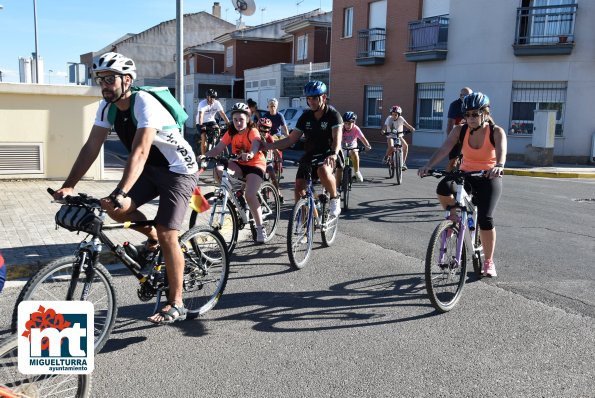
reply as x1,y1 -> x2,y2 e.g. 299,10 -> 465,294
11,256 -> 117,354
341,166 -> 351,210
472,229 -> 485,277
320,202 -> 339,247
255,181 -> 280,242
0,335 -> 92,398
395,148 -> 403,185
424,220 -> 467,313
387,155 -> 394,178
178,227 -> 229,318
287,198 -> 313,270
189,192 -> 239,254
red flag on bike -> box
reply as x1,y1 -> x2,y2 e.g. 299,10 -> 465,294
190,187 -> 210,213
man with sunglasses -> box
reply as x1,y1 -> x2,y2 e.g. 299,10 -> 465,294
53,52 -> 198,325
196,88 -> 229,156
264,80 -> 343,217
418,92 -> 507,278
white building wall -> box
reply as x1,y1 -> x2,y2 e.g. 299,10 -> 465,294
414,0 -> 595,159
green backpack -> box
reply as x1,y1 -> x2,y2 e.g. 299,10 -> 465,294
107,86 -> 188,130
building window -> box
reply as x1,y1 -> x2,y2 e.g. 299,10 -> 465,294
416,83 -> 444,130
226,46 -> 233,68
297,35 -> 308,61
343,7 -> 353,38
510,81 -> 567,136
364,85 -> 383,128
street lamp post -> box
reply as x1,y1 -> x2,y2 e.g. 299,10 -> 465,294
33,0 -> 40,84
48,69 -> 53,84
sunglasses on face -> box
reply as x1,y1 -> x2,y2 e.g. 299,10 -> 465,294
94,75 -> 122,85
260,128 -> 271,132
464,112 -> 482,119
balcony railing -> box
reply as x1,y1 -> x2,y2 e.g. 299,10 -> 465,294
356,28 -> 386,66
513,3 -> 577,56
405,15 -> 449,62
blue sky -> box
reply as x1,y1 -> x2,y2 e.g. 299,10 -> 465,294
0,0 -> 332,83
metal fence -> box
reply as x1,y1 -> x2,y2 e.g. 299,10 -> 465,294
514,3 -> 577,45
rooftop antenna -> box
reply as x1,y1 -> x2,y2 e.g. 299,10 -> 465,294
296,0 -> 304,14
261,7 -> 266,24
231,0 -> 256,30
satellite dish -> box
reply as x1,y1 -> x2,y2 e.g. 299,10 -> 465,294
231,0 -> 256,16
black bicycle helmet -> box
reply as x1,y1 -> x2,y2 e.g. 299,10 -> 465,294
343,111 -> 357,122
304,80 -> 327,97
462,92 -> 490,111
206,89 -> 218,98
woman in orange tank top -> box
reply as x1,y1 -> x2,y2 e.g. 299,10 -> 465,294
418,92 -> 507,277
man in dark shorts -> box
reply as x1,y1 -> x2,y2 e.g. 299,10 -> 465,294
446,87 -> 472,171
53,52 -> 198,325
264,80 -> 343,216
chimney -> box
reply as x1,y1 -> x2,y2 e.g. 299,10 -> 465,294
212,2 -> 221,18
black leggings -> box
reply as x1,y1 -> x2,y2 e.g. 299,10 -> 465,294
436,176 -> 502,230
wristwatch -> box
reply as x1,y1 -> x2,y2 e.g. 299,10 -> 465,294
111,187 -> 128,198
495,163 -> 504,167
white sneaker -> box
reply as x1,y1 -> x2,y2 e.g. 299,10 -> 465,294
256,226 -> 267,244
329,197 -> 341,217
355,171 -> 364,182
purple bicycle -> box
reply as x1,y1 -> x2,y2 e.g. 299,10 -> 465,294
422,169 -> 486,312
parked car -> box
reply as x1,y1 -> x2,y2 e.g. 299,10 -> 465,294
279,107 -> 307,149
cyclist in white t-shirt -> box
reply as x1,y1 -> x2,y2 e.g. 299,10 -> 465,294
381,105 -> 415,170
53,52 -> 198,325
196,89 -> 229,155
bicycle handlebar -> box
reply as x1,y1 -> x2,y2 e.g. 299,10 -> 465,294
47,188 -> 102,207
422,169 -> 487,179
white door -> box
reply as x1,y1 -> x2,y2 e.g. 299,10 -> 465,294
368,0 -> 387,55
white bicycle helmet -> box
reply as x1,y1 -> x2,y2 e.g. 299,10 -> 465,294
231,102 -> 251,116
92,52 -> 137,79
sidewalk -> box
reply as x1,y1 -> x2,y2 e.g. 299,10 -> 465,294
1,147 -> 594,282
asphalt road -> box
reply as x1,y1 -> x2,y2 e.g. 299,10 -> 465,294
3,142 -> 592,397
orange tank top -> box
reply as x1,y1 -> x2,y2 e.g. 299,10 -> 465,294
460,124 -> 496,172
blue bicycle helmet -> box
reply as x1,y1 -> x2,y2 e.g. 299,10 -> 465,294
462,92 -> 490,111
304,80 -> 327,97
343,111 -> 357,122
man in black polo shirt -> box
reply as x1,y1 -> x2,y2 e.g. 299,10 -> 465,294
264,80 -> 343,216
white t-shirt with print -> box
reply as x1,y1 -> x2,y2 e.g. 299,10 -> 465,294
384,115 -> 406,134
195,99 -> 224,124
94,91 -> 197,175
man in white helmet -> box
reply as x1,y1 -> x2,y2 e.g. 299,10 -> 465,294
53,52 -> 198,325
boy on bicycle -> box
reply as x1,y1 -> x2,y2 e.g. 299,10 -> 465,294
264,81 -> 343,217
257,117 -> 284,203
337,111 -> 371,184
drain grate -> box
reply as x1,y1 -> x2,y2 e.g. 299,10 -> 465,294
573,198 -> 595,202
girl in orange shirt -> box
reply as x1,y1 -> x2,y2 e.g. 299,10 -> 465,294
204,103 -> 268,243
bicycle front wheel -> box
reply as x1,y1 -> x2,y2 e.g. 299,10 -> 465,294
395,148 -> 403,185
257,181 -> 281,242
320,202 -> 339,247
11,256 -> 117,354
387,155 -> 394,178
341,166 -> 351,210
179,227 -> 230,318
189,192 -> 239,254
0,335 -> 92,398
424,220 -> 467,313
287,198 -> 314,270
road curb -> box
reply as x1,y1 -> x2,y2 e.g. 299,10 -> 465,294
6,251 -> 120,281
504,169 -> 595,178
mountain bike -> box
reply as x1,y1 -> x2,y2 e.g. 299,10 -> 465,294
189,155 -> 281,253
383,129 -> 410,184
12,189 -> 229,353
422,169 -> 486,313
287,160 -> 339,270
337,144 -> 367,210
0,334 -> 92,398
